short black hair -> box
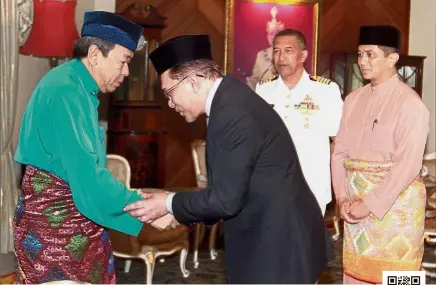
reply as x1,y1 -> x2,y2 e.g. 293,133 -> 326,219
378,45 -> 400,57
169,59 -> 223,81
273,29 -> 307,50
72,36 -> 116,59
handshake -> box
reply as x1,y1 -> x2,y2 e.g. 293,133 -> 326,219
124,191 -> 179,231
150,213 -> 179,231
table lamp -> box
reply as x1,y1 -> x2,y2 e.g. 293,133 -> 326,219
20,0 -> 79,68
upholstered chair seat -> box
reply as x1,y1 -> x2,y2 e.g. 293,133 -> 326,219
106,154 -> 190,284
190,140 -> 222,268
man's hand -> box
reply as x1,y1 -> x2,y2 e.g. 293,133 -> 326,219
329,137 -> 336,155
151,214 -> 179,231
124,192 -> 169,223
348,199 -> 371,220
338,197 -> 360,224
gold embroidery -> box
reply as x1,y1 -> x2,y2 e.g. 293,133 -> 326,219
259,75 -> 279,85
309,75 -> 332,85
343,249 -> 422,284
342,158 -> 426,284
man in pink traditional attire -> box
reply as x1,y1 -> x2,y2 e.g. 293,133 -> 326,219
332,25 -> 430,284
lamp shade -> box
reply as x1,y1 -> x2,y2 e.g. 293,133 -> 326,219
20,0 -> 79,57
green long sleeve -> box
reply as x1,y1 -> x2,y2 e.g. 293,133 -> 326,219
14,59 -> 143,236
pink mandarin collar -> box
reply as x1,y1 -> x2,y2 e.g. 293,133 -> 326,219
370,73 -> 400,95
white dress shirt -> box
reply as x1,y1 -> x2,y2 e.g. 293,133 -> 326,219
255,71 -> 343,212
166,77 -> 223,214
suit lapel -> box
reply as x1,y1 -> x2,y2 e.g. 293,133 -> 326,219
207,74 -> 234,127
205,75 -> 234,186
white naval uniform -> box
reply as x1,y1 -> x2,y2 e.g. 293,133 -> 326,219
255,70 -> 343,215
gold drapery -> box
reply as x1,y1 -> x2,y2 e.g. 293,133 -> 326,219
0,0 -> 22,254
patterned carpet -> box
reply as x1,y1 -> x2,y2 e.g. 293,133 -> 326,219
115,207 -> 436,284
115,229 -> 342,284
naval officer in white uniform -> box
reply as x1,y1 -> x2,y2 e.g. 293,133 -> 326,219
256,28 -> 343,216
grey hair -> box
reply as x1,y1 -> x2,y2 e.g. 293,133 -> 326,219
72,36 -> 116,59
168,59 -> 223,81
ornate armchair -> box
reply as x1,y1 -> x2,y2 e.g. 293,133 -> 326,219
421,151 -> 436,278
106,154 -> 190,284
190,140 -> 221,268
332,203 -> 341,241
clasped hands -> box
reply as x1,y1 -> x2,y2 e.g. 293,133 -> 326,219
123,192 -> 179,231
338,197 -> 371,223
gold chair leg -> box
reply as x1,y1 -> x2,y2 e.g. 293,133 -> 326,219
332,204 -> 341,241
124,260 -> 132,273
332,216 -> 341,241
422,236 -> 436,277
143,252 -> 156,285
179,247 -> 190,278
209,223 -> 219,260
422,263 -> 436,278
193,223 -> 205,268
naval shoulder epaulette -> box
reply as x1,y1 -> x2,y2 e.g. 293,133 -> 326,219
309,75 -> 332,85
259,75 -> 279,85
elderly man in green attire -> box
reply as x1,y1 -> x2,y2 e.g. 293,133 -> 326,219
13,11 -> 148,284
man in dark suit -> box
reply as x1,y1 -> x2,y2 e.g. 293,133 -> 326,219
124,34 -> 333,283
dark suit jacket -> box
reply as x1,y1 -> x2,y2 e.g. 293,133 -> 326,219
173,75 -> 334,284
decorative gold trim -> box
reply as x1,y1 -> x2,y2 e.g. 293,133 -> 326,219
312,2 -> 319,75
238,0 -> 319,3
224,0 -> 234,74
343,249 -> 422,283
224,0 -> 321,75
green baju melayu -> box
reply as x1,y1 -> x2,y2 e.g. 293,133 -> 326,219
14,58 -> 143,236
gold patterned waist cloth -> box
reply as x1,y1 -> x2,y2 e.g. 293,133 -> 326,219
342,158 -> 426,283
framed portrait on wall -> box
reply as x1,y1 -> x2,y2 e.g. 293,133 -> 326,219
224,0 -> 321,90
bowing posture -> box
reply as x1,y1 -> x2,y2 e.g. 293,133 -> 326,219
125,34 -> 334,284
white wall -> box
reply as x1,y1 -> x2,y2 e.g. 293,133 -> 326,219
75,0 -> 96,32
0,252 -> 16,275
94,0 -> 115,13
75,0 -> 115,30
13,57 -> 50,152
409,0 -> 436,154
